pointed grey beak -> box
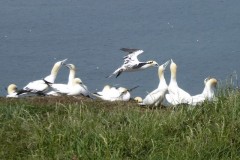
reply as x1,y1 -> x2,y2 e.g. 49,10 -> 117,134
162,60 -> 170,69
60,58 -> 68,65
64,64 -> 71,69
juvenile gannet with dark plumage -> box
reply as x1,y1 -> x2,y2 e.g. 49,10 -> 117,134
138,60 -> 170,106
107,48 -> 159,78
19,59 -> 67,95
188,77 -> 218,106
162,59 -> 192,107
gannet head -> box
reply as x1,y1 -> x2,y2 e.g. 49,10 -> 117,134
65,64 -> 76,71
118,87 -> 128,94
147,60 -> 159,67
45,59 -> 68,83
207,78 -> 218,88
74,78 -> 83,84
159,60 -> 170,72
134,96 -> 143,103
54,59 -> 68,68
7,84 -> 17,94
204,76 -> 212,85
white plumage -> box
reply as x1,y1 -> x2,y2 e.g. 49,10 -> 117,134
47,64 -> 90,96
139,60 -> 170,106
162,59 -> 192,107
93,85 -> 134,101
19,59 -> 67,95
108,48 -> 159,78
188,77 -> 218,106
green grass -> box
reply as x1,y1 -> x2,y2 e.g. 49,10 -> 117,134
1,88 -> 240,159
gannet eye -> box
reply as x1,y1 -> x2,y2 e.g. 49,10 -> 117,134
148,61 -> 153,64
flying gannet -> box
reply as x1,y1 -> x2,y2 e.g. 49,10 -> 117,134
107,48 -> 159,78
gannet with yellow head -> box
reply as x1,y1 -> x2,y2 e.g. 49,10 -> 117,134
6,84 -> 18,98
138,60 -> 170,106
189,77 -> 218,106
20,59 -> 67,95
162,59 -> 192,107
46,63 -> 77,96
107,48 -> 159,78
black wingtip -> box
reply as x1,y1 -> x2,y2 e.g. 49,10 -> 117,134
120,48 -> 140,53
128,85 -> 140,92
16,89 -> 28,95
116,71 -> 122,78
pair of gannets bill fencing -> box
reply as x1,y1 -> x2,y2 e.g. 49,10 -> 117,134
6,48 -> 218,107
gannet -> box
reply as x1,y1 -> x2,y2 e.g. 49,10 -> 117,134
19,59 -> 67,95
162,59 -> 191,107
189,77 -> 218,106
47,64 -> 90,96
107,48 -> 159,78
46,63 -> 77,96
6,84 -> 29,98
93,85 -> 138,101
48,78 -> 89,96
139,60 -> 170,106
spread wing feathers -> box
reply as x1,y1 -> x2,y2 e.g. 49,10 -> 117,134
120,48 -> 141,53
122,49 -> 144,65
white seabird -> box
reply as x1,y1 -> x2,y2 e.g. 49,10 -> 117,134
48,78 -> 89,96
19,59 -> 67,95
46,63 -> 76,96
107,48 -> 159,78
47,64 -> 90,96
138,60 -> 170,106
188,77 -> 218,106
93,85 -> 138,101
162,59 -> 192,107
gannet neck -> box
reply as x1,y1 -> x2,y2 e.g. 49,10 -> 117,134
44,59 -> 67,83
170,60 -> 177,80
158,66 -> 164,80
67,64 -> 76,86
8,84 -> 17,94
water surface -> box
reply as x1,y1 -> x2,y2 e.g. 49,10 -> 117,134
1,0 -> 240,97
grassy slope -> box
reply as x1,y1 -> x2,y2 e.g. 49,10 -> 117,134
1,90 -> 240,159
